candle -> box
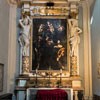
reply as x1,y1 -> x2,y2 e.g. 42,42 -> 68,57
36,69 -> 38,74
35,69 -> 38,87
60,69 -> 62,73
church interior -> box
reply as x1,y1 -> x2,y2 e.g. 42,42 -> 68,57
0,0 -> 100,100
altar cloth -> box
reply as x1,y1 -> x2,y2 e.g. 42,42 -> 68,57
37,89 -> 68,100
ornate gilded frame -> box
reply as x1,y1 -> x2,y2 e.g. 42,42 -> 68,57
29,16 -> 70,77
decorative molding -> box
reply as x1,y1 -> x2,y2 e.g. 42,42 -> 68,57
7,0 -> 32,5
29,7 -> 69,16
22,56 -> 30,74
20,1 -> 80,16
7,0 -> 86,6
7,0 -> 18,5
71,56 -> 78,76
68,0 -> 80,1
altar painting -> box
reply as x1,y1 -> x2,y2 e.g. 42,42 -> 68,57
32,18 -> 67,70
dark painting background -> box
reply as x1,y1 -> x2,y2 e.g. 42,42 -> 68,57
32,18 -> 67,70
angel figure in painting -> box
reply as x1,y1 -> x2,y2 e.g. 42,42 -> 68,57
68,18 -> 82,57
18,14 -> 32,56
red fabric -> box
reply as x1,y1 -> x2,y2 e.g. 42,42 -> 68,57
37,89 -> 68,100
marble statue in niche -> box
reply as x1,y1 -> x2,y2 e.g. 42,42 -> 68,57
68,14 -> 82,57
18,14 -> 32,56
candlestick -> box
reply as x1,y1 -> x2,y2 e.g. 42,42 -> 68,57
35,69 -> 38,87
60,69 -> 62,86
36,69 -> 38,74
48,71 -> 51,87
60,69 -> 62,74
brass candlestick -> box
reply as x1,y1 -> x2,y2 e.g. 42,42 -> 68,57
60,69 -> 62,86
35,69 -> 38,87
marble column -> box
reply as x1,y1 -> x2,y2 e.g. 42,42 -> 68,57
7,4 -> 17,92
82,1 -> 93,99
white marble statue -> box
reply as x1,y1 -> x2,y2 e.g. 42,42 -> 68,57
68,18 -> 82,57
18,15 -> 32,56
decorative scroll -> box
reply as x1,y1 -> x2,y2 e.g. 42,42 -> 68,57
22,56 -> 30,74
71,56 -> 77,76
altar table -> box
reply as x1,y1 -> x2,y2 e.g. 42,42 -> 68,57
27,88 -> 73,100
37,89 -> 68,100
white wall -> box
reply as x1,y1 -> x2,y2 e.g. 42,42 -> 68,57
7,5 -> 18,93
0,0 -> 18,95
91,0 -> 100,96
0,0 -> 10,94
